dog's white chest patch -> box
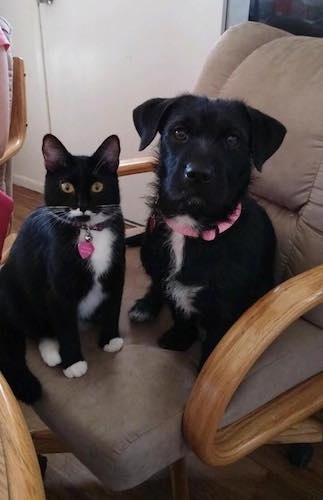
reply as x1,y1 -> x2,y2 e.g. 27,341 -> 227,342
78,228 -> 115,319
170,231 -> 185,272
166,229 -> 202,316
167,280 -> 202,316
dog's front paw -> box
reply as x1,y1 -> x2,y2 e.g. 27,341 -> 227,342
103,337 -> 124,352
63,361 -> 88,378
128,298 -> 159,323
158,328 -> 196,351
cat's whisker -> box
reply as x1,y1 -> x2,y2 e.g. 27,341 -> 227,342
31,210 -> 62,224
47,205 -> 70,209
29,217 -> 58,238
97,206 -> 121,213
50,213 -> 68,219
97,205 -> 121,209
30,210 -> 70,230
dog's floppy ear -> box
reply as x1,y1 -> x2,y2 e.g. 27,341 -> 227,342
246,106 -> 286,171
133,97 -> 176,150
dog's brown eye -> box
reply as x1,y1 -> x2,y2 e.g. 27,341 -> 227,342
173,128 -> 188,142
225,135 -> 240,149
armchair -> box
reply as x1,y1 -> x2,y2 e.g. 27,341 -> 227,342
2,22 -> 323,499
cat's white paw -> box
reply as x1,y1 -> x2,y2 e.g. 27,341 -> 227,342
103,338 -> 124,353
39,338 -> 62,367
63,361 -> 88,378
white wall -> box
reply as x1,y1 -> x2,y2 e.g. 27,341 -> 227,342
2,0 -> 50,192
39,0 -> 226,159
225,0 -> 250,28
1,1 -> 225,222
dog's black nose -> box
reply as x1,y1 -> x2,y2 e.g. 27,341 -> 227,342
184,163 -> 212,183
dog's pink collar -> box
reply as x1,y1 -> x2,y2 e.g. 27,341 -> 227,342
164,203 -> 242,241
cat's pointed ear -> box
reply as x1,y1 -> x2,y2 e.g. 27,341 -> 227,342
93,135 -> 120,173
42,134 -> 70,172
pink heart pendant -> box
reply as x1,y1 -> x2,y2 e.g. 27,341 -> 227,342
78,240 -> 94,259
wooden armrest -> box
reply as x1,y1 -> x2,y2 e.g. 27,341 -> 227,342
0,373 -> 45,499
0,233 -> 17,265
118,156 -> 157,176
0,57 -> 27,166
183,265 -> 323,465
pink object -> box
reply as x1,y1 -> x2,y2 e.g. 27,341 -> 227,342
164,202 -> 242,241
77,240 -> 94,259
0,27 -> 10,51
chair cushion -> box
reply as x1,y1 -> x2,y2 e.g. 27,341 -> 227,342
28,247 -> 198,491
27,247 -> 323,491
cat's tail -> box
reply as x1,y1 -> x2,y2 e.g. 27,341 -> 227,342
0,326 -> 42,404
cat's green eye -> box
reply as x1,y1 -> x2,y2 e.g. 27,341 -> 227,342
60,182 -> 75,194
91,181 -> 104,193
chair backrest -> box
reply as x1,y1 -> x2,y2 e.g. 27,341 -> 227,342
195,21 -> 323,329
0,57 -> 27,167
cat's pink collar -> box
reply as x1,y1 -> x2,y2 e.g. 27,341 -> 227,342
164,203 -> 242,241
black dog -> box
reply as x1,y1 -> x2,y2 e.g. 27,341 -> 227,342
129,95 -> 286,366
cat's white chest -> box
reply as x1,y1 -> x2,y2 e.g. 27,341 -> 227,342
78,228 -> 116,319
85,228 -> 116,277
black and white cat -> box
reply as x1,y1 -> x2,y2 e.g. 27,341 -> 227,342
0,134 -> 125,404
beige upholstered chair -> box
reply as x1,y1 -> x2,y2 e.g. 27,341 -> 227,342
2,22 -> 323,499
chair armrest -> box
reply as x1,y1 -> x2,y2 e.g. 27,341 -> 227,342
118,156 -> 157,176
0,57 -> 27,166
0,232 -> 16,265
0,373 -> 45,499
183,265 -> 323,465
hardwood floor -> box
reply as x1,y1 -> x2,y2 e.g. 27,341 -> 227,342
12,184 -> 44,232
11,186 -> 323,500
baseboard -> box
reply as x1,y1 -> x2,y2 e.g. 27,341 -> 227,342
13,174 -> 44,193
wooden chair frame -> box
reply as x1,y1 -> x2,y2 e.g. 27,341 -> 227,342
0,57 -> 27,167
184,265 -> 323,466
0,57 -> 27,265
0,373 -> 45,499
2,159 -> 323,500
